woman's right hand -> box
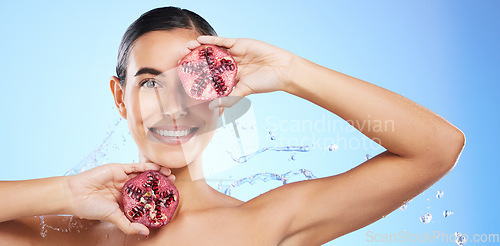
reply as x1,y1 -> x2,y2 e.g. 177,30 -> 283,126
66,163 -> 174,236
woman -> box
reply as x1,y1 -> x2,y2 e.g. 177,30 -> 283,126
0,7 -> 464,245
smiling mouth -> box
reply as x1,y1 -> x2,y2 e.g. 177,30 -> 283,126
148,127 -> 199,145
149,127 -> 198,137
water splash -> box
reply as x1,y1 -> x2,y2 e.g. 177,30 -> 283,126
420,213 -> 432,223
64,118 -> 124,176
455,232 -> 467,246
436,190 -> 444,199
443,210 -> 454,218
39,215 -> 86,238
217,169 -> 317,196
230,145 -> 310,163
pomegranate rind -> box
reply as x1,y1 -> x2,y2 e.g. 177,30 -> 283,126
178,44 -> 237,101
122,171 -> 179,228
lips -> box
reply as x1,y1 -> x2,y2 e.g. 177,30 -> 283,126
148,126 -> 199,145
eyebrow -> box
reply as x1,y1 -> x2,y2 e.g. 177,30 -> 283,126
134,67 -> 164,77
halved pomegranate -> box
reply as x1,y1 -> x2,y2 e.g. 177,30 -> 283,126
178,44 -> 237,100
122,171 -> 179,228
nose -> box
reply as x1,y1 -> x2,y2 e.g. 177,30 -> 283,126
154,87 -> 187,120
163,106 -> 187,119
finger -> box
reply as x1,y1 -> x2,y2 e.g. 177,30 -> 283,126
158,167 -> 176,182
228,82 -> 253,98
197,36 -> 237,49
180,40 -> 200,58
186,39 -> 202,50
209,96 -> 242,109
167,174 -> 176,183
107,210 -> 150,235
208,84 -> 252,109
122,163 -> 160,175
158,166 -> 172,177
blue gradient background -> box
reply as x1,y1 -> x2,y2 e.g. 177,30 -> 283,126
0,1 -> 498,245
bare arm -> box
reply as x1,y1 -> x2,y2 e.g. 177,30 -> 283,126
0,163 -> 173,240
0,177 -> 71,222
271,56 -> 465,244
190,36 -> 465,245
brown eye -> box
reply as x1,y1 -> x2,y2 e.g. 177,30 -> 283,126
140,79 -> 159,89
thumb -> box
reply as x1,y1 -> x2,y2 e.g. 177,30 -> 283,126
209,83 -> 252,109
107,210 -> 150,236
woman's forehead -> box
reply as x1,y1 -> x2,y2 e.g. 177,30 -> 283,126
128,29 -> 199,73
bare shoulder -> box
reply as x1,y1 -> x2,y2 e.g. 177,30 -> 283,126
240,180 -> 311,245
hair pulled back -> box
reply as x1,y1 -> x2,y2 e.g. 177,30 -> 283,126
116,7 -> 217,86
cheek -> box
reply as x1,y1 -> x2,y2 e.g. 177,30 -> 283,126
196,107 -> 220,128
127,90 -> 163,134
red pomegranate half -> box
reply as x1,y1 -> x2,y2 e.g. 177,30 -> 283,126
178,44 -> 237,100
122,171 -> 179,228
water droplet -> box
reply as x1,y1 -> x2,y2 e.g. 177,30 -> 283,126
268,131 -> 276,140
39,216 -> 48,238
365,154 -> 371,160
436,190 -> 444,199
420,213 -> 432,223
327,144 -> 338,151
443,210 -> 454,218
455,232 -> 467,246
400,199 -> 412,210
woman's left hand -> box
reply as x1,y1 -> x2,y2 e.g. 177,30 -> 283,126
183,36 -> 298,108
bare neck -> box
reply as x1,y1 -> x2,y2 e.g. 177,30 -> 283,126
138,153 -> 242,215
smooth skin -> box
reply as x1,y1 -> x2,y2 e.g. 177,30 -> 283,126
0,29 -> 465,245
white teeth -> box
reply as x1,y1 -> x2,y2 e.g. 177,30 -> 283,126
153,128 -> 191,137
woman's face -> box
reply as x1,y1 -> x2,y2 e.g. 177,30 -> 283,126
114,29 -> 221,168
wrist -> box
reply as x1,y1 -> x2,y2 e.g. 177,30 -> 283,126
52,176 -> 74,215
283,55 -> 309,96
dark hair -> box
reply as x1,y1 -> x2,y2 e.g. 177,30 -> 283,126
116,7 -> 217,86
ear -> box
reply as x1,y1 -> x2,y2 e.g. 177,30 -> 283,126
110,76 -> 127,119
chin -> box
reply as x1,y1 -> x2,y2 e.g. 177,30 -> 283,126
155,158 -> 189,169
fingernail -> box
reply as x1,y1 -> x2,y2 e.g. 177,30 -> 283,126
208,101 -> 216,110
